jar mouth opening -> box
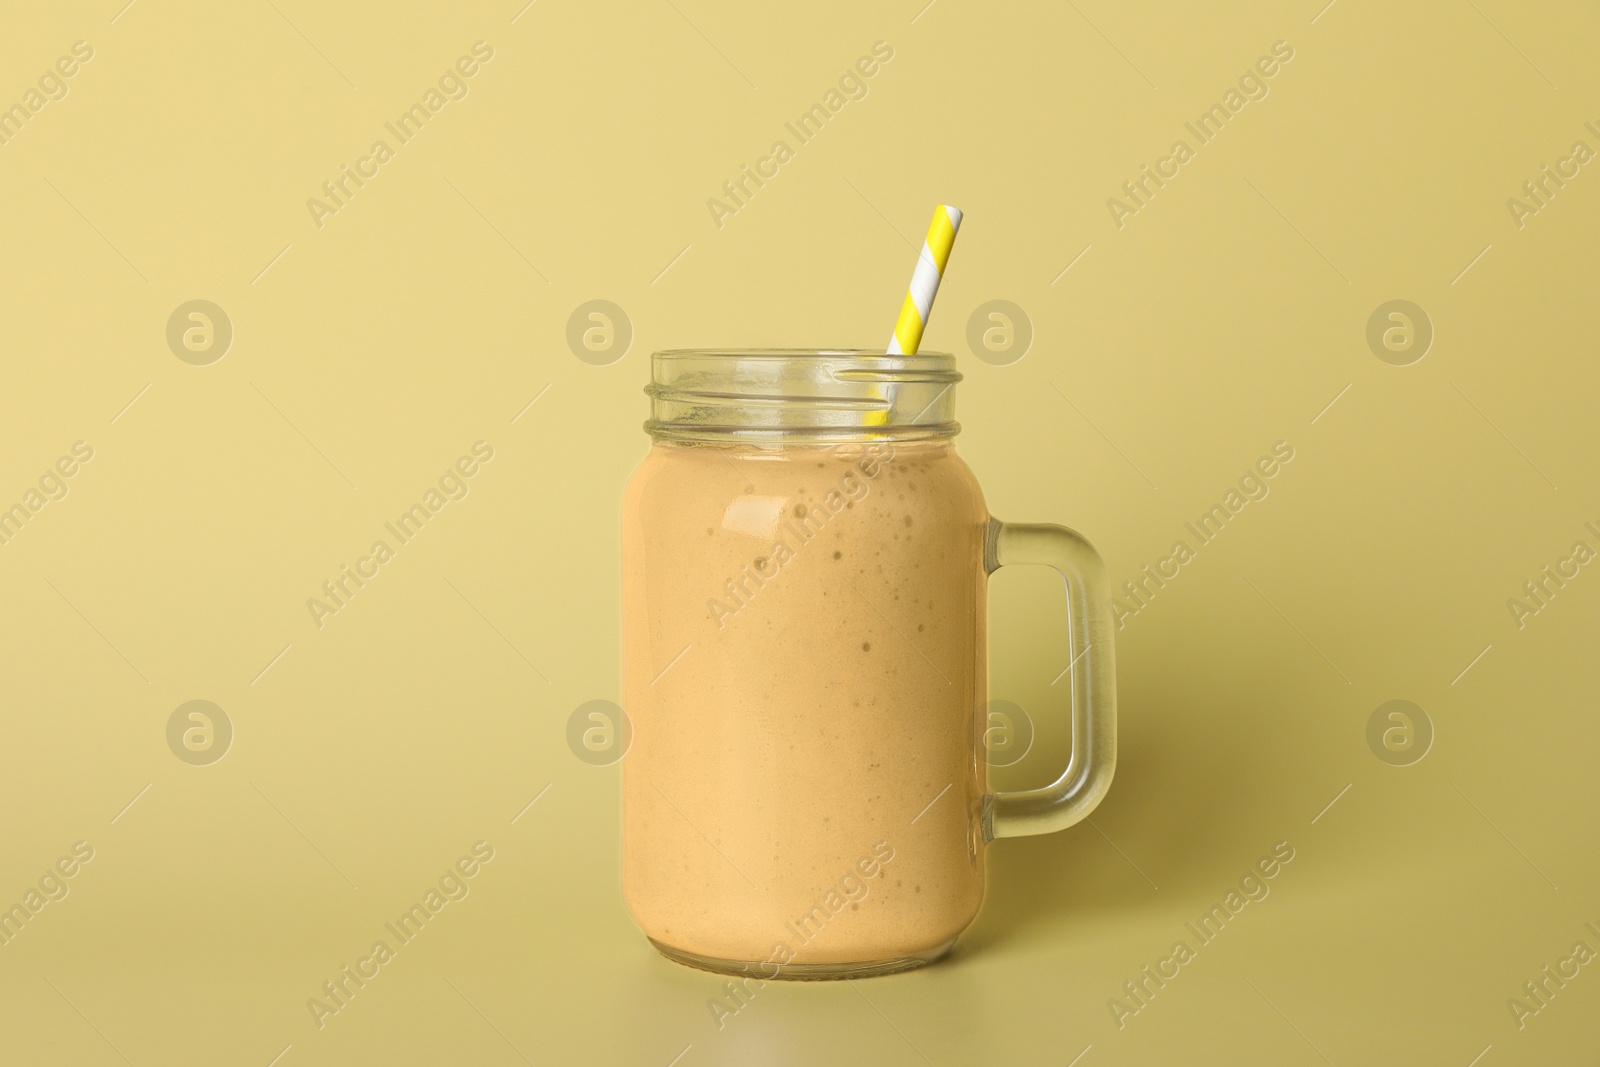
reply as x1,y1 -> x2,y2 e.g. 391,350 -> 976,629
646,349 -> 961,442
655,347 -> 954,360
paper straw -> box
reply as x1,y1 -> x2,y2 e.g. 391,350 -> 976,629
887,204 -> 963,355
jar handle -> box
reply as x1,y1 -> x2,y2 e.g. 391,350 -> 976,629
983,518 -> 1118,840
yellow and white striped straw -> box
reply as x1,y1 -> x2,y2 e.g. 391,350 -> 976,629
887,204 -> 963,355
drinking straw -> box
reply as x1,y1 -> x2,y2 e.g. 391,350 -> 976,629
886,204 -> 963,355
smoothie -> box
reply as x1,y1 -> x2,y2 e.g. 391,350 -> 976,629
621,437 -> 989,970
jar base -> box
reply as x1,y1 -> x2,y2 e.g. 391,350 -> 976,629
648,937 -> 957,981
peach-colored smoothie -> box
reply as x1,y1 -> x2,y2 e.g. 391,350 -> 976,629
622,438 -> 988,971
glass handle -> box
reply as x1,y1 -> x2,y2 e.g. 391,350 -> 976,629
983,518 -> 1118,840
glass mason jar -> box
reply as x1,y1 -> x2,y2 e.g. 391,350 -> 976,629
620,349 -> 1116,979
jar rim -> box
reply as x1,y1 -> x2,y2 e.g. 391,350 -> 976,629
645,349 -> 961,442
654,347 -> 956,360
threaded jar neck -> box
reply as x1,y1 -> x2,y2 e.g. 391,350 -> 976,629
645,349 -> 961,443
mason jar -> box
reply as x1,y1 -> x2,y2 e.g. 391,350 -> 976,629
621,349 -> 1116,978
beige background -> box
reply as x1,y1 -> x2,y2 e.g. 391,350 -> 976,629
2,0 -> 1598,1063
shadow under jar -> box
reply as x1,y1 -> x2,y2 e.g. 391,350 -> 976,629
621,350 -> 1116,979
